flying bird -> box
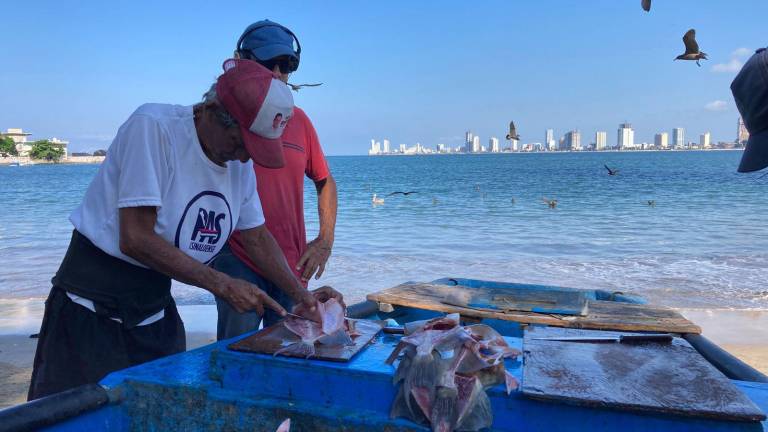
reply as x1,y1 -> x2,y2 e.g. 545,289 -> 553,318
641,0 -> 651,12
506,121 -> 520,141
675,29 -> 708,67
604,164 -> 620,176
542,197 -> 558,209
387,191 -> 418,196
287,82 -> 323,92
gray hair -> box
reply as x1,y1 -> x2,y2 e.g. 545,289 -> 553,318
202,84 -> 238,129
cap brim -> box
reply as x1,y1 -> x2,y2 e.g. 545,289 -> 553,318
242,126 -> 285,169
246,44 -> 297,62
738,128 -> 768,172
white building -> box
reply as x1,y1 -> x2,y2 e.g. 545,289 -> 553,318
545,129 -> 555,151
489,137 -> 500,153
368,139 -> 381,155
737,118 -> 749,145
673,128 -> 685,149
617,123 -> 634,150
399,143 -> 406,153
511,139 -> 519,152
472,135 -> 481,153
1,128 -> 68,158
382,139 -> 390,154
654,132 -> 669,149
700,132 -> 711,149
436,143 -> 446,153
565,130 -> 581,151
595,131 -> 607,151
465,131 -> 474,152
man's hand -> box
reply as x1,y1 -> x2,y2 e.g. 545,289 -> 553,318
311,286 -> 345,309
296,237 -> 332,282
214,274 -> 287,316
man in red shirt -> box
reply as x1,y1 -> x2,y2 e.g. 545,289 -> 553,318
211,20 -> 340,339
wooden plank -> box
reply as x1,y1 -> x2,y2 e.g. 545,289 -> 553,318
521,326 -> 766,422
366,283 -> 701,334
228,319 -> 384,362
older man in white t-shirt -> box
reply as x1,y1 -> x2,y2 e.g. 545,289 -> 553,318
28,59 -> 343,400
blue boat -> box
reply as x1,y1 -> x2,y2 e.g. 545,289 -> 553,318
2,278 -> 767,431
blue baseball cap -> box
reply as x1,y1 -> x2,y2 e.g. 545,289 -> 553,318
732,47 -> 768,172
237,20 -> 301,67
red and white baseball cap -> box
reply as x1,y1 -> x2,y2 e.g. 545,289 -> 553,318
216,58 -> 293,168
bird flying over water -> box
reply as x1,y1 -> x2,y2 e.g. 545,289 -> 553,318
675,29 -> 708,67
506,121 -> 520,141
641,0 -> 651,12
287,82 -> 323,92
387,191 -> 418,196
604,164 -> 619,176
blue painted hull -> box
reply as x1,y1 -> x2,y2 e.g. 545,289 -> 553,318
31,279 -> 768,431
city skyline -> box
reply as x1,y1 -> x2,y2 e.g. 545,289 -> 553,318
368,118 -> 746,155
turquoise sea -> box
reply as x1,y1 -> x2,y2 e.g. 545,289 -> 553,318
1,151 -> 767,310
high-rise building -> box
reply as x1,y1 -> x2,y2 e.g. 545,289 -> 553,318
472,135 -> 481,153
737,117 -> 749,145
368,139 -> 381,155
545,129 -> 554,151
595,131 -> 607,151
700,132 -> 711,148
673,128 -> 685,148
617,123 -> 634,150
399,143 -> 406,153
511,139 -> 519,152
436,143 -> 446,153
383,139 -> 390,154
489,137 -> 500,153
564,130 -> 581,151
654,132 -> 669,149
465,131 -> 474,152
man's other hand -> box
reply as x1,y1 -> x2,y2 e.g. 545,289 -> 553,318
296,237 -> 332,282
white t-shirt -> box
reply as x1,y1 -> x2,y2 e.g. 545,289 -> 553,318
70,103 -> 265,268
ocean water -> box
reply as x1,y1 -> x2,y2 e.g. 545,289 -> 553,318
1,151 -> 767,310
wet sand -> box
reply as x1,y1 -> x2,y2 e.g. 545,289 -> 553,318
1,305 -> 766,410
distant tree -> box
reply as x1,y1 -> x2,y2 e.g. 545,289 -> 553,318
0,136 -> 18,157
93,149 -> 107,156
30,140 -> 65,162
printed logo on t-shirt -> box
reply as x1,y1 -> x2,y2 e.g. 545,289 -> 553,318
175,191 -> 233,264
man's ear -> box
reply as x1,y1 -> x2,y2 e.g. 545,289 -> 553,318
233,51 -> 241,60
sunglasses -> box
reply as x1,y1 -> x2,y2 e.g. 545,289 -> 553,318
258,56 -> 299,74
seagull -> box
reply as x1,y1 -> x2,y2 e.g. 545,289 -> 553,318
387,191 -> 418,196
604,164 -> 620,176
641,0 -> 651,12
542,197 -> 558,209
646,200 -> 656,207
506,121 -> 520,141
372,194 -> 384,205
287,82 -> 323,92
675,29 -> 708,67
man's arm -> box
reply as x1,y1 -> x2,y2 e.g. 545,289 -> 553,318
296,174 -> 338,281
239,224 -> 320,318
118,206 -> 285,316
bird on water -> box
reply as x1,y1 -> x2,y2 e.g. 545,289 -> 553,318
675,29 -> 708,67
604,164 -> 620,176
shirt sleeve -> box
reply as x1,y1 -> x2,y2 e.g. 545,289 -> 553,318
235,163 -> 266,230
302,114 -> 330,182
115,113 -> 172,209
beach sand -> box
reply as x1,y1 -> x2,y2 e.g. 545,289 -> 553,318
0,305 -> 766,410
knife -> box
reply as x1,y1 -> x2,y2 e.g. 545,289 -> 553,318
531,333 -> 674,344
284,312 -> 321,324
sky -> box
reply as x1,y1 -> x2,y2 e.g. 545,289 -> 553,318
1,0 -> 766,155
